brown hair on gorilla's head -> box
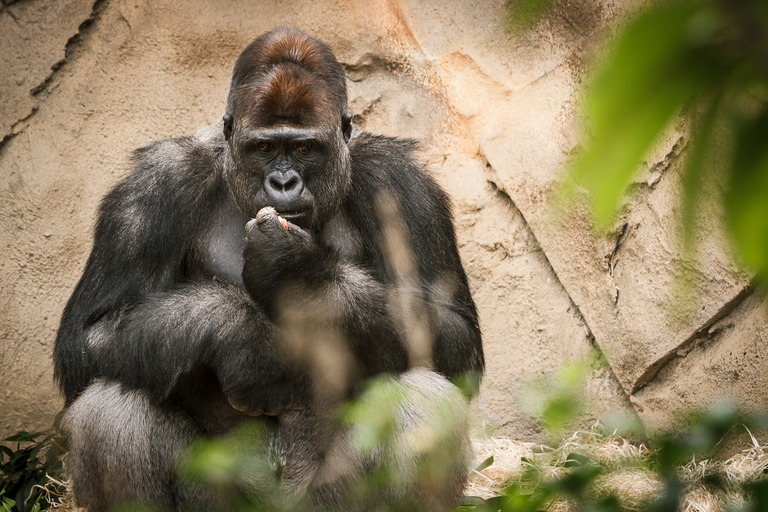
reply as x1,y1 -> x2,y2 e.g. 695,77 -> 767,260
226,27 -> 348,130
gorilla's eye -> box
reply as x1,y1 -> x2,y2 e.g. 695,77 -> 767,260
257,142 -> 273,153
295,142 -> 310,153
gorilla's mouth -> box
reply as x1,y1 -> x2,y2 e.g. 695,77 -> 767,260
279,209 -> 312,227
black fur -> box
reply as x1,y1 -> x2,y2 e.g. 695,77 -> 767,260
54,27 -> 483,511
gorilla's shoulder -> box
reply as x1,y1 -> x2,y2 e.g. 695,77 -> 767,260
102,127 -> 227,220
348,132 -> 419,163
130,126 -> 226,182
347,132 -> 457,273
348,132 -> 450,213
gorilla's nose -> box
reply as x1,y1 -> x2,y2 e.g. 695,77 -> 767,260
265,169 -> 303,199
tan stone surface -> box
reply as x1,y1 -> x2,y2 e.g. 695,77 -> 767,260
633,290 -> 768,432
0,0 -> 96,139
0,0 -> 763,442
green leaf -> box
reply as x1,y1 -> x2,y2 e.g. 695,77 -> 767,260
0,497 -> 15,512
563,452 -> 591,468
474,456 -> 494,473
726,109 -> 768,276
3,432 -> 32,443
0,447 -> 12,461
573,0 -> 727,228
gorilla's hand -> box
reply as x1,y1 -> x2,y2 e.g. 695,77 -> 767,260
224,369 -> 308,417
242,207 -> 324,312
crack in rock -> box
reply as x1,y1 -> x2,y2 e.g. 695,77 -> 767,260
0,105 -> 38,150
630,284 -> 753,394
480,149 -> 637,409
343,53 -> 408,82
33,0 -> 108,99
0,0 -> 107,154
4,8 -> 19,25
647,136 -> 687,188
607,221 -> 630,278
627,136 -> 687,194
483,158 -> 599,345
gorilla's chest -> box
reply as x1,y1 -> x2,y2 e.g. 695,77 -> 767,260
196,203 -> 248,287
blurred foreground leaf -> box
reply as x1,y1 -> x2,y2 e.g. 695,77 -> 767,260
518,362 -> 588,441
727,109 -> 768,277
571,0 -> 730,229
542,0 -> 768,285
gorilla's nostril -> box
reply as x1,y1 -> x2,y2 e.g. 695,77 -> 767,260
268,176 -> 282,191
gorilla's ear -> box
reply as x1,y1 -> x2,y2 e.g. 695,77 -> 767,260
342,113 -> 353,143
223,114 -> 234,141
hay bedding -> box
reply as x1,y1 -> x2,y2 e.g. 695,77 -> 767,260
46,426 -> 768,512
467,426 -> 768,512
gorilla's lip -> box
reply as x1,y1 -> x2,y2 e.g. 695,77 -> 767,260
278,210 -> 309,220
278,209 -> 312,226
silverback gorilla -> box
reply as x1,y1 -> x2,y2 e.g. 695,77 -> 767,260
54,27 -> 484,511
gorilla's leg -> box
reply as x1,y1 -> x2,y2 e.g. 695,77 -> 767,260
66,372 -> 471,512
372,369 -> 472,510
273,369 -> 472,511
64,381 -> 219,512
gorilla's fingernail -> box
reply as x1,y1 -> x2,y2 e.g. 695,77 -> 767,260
245,218 -> 259,233
255,206 -> 277,224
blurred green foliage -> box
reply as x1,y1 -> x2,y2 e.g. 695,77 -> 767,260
172,366 -> 768,512
468,1 -> 768,507
513,0 -> 768,280
462,399 -> 768,512
517,362 -> 589,442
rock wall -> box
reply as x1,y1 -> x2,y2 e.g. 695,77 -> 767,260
1,0 -> 765,442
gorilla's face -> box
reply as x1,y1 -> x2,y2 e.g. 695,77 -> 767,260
220,27 -> 353,232
225,120 -> 351,232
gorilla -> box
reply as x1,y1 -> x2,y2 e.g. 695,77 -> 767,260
55,27 -> 484,511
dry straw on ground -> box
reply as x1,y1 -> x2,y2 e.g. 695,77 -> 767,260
467,425 -> 768,512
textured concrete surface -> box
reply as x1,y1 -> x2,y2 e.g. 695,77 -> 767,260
0,0 -> 761,441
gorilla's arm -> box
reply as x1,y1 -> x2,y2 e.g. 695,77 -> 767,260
241,210 -> 411,381
54,136 -> 300,407
241,133 -> 483,390
348,133 -> 484,384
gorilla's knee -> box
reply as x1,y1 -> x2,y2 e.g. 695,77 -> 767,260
308,369 -> 472,511
378,369 -> 472,509
64,381 -> 205,511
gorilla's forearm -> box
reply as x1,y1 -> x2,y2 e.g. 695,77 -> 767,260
431,303 -> 484,392
329,261 -> 483,382
85,283 -> 297,403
